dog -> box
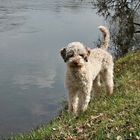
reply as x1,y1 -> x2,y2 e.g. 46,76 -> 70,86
60,26 -> 114,114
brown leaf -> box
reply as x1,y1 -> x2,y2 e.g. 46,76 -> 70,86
91,113 -> 104,120
76,126 -> 84,134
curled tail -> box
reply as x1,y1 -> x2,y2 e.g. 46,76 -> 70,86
98,26 -> 110,50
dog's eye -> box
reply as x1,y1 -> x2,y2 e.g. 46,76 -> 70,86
80,54 -> 84,57
67,54 -> 74,58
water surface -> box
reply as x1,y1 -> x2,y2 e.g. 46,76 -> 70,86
0,0 -> 103,136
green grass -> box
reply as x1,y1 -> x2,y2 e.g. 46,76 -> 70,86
6,50 -> 140,140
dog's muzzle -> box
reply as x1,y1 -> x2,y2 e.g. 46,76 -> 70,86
69,59 -> 84,68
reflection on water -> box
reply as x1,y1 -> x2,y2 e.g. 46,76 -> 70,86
13,72 -> 56,89
0,0 -> 103,136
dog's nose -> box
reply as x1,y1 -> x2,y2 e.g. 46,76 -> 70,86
73,61 -> 79,65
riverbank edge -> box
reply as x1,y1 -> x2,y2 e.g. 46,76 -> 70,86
7,49 -> 140,140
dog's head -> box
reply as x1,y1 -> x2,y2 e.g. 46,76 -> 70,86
60,42 -> 91,68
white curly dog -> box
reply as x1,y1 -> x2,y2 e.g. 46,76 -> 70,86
60,26 -> 114,114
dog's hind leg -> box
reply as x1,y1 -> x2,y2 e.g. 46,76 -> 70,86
103,68 -> 114,96
92,75 -> 101,97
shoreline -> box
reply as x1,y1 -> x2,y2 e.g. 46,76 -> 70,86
6,49 -> 140,140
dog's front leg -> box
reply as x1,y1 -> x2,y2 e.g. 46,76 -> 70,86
68,90 -> 79,114
78,90 -> 91,113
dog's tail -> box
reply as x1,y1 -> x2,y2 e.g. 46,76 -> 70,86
98,26 -> 110,50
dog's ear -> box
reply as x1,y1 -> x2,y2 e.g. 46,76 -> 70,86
84,47 -> 91,62
86,47 -> 91,56
60,48 -> 67,62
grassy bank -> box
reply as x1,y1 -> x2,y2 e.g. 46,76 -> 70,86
8,50 -> 140,140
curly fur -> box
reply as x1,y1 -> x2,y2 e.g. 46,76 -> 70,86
60,26 -> 114,114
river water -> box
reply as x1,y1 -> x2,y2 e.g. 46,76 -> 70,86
0,0 -> 103,136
